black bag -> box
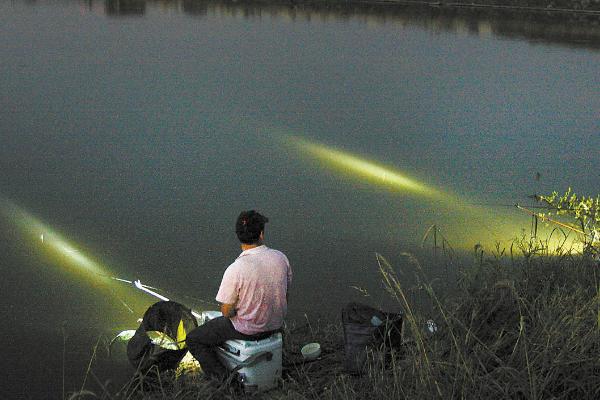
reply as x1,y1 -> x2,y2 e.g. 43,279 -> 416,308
341,302 -> 403,374
127,301 -> 198,373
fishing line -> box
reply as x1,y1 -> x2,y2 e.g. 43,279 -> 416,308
115,277 -> 204,320
450,195 -> 564,243
442,199 -> 511,244
113,274 -> 218,307
105,282 -> 135,314
85,269 -> 217,315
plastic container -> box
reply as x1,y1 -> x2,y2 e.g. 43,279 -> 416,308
301,342 -> 321,360
198,311 -> 282,392
217,333 -> 283,392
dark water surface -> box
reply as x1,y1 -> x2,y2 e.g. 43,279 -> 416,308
1,1 -> 599,397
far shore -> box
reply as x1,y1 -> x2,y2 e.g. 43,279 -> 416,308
224,0 -> 600,13
173,0 -> 600,49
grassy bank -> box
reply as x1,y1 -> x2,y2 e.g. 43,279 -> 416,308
75,236 -> 599,399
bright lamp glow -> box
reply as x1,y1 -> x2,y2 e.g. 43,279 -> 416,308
286,135 -> 440,197
1,198 -> 108,277
0,198 -> 198,316
282,135 -> 583,253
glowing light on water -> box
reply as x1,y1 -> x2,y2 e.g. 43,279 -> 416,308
0,198 -> 207,318
0,198 -> 108,277
286,135 -> 440,198
282,135 -> 584,253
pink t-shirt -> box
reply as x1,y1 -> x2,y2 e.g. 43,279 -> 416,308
216,245 -> 292,335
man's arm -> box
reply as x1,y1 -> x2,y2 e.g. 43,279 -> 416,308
220,302 -> 236,318
216,265 -> 238,318
286,258 -> 292,305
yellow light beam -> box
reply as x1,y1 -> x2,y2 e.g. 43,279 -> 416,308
0,197 -> 109,278
285,135 -> 440,198
0,198 -> 211,321
282,135 -> 584,253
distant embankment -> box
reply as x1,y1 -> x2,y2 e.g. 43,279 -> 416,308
294,0 -> 600,13
106,0 -> 600,48
186,0 -> 600,49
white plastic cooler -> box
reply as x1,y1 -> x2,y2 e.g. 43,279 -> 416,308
197,311 -> 283,392
218,333 -> 283,392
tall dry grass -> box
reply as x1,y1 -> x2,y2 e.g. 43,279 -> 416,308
75,236 -> 599,399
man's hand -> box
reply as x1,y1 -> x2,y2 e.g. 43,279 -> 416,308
220,303 -> 236,318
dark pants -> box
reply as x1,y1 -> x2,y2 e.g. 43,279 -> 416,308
186,316 -> 272,380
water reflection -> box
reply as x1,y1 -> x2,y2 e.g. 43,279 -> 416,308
73,0 -> 600,49
182,0 -> 208,15
105,0 -> 146,15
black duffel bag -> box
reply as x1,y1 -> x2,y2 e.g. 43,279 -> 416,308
341,302 -> 403,374
127,300 -> 198,373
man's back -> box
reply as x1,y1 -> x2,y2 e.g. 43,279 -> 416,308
216,245 -> 292,335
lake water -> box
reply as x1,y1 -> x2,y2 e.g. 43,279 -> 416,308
1,1 -> 599,397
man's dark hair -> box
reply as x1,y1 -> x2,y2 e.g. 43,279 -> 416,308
236,210 -> 269,244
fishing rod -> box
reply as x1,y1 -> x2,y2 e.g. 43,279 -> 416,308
0,198 -> 217,319
107,275 -> 208,319
515,204 -> 586,236
98,272 -> 215,305
464,194 -> 569,210
132,279 -> 169,301
108,276 -> 223,351
102,268 -> 219,316
90,274 -> 163,314
106,278 -> 199,351
131,279 -> 203,320
467,203 -> 550,209
104,275 -> 162,295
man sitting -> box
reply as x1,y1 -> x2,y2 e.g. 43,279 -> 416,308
186,210 -> 292,381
